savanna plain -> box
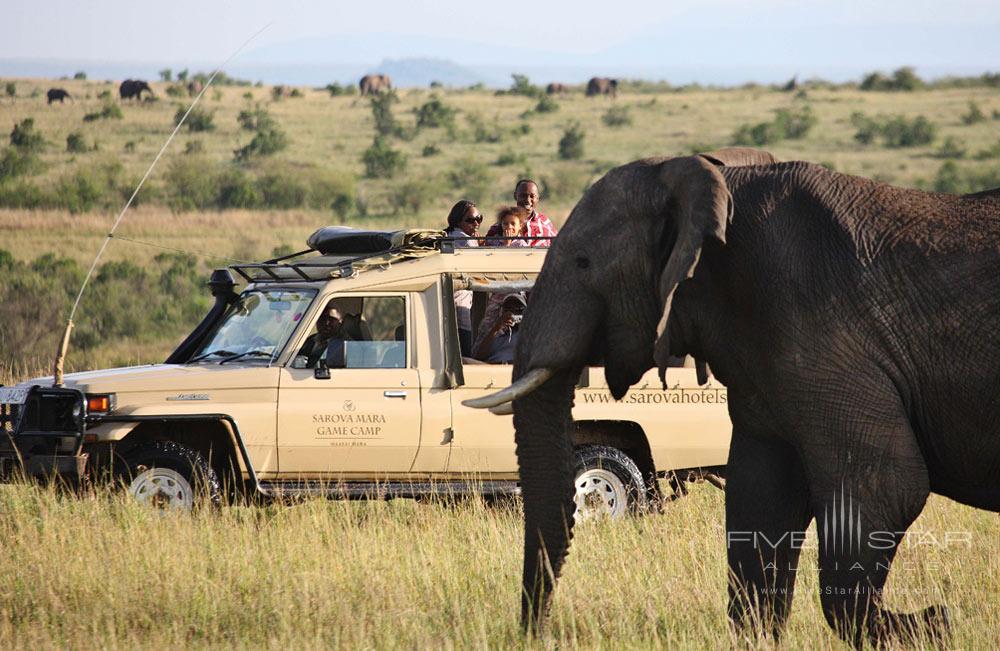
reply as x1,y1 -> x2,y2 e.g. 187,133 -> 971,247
0,73 -> 998,648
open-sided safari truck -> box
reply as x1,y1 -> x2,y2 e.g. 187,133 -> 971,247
1,228 -> 731,517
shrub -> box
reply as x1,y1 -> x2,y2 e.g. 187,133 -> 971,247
216,167 -> 262,209
237,104 -> 275,131
974,141 -> 1000,160
0,148 -> 43,180
271,85 -> 287,101
851,112 -> 880,145
52,161 -> 123,213
159,68 -> 173,82
465,113 -> 503,143
73,71 -> 87,80
302,168 -> 356,214
495,149 -> 525,167
601,105 -> 632,127
362,135 -> 407,179
5,82 -> 16,99
123,141 -> 136,153
0,179 -> 46,208
414,95 -> 457,129
446,158 -> 493,204
257,169 -> 307,209
290,88 -> 303,98
164,156 -> 218,211
66,132 -> 89,153
389,177 -> 435,214
733,106 -> 816,146
558,123 -> 585,160
165,85 -> 186,98
10,118 -> 45,152
509,74 -> 542,98
961,102 -> 987,125
935,137 -> 966,159
532,95 -> 559,114
880,115 -> 936,147
233,125 -> 288,162
97,89 -> 112,101
183,140 -> 204,155
422,144 -> 441,157
540,165 -> 592,202
370,91 -> 401,137
860,66 -> 924,91
325,82 -> 352,97
931,161 -> 1000,194
176,105 -> 215,132
83,102 -> 123,122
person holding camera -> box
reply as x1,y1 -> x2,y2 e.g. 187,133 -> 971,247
473,293 -> 526,363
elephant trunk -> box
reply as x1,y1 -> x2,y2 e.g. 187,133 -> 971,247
512,367 -> 579,632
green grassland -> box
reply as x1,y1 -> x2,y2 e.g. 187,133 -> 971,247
1,77 -> 999,649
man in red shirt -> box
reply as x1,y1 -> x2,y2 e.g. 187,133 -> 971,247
486,179 -> 558,246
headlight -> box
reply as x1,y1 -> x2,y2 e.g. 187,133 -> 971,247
86,393 -> 115,416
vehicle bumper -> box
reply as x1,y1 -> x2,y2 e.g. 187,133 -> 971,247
0,386 -> 87,481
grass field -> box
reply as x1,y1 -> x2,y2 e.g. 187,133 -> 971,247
0,482 -> 995,649
1,77 -> 998,648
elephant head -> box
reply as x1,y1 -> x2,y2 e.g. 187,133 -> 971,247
465,147 -> 777,631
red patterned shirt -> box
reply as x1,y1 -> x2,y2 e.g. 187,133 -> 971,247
485,211 -> 557,247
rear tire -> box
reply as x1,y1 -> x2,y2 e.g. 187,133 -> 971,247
117,441 -> 221,509
572,445 -> 647,521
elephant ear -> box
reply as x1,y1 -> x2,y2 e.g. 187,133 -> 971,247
697,147 -> 778,167
653,156 -> 733,387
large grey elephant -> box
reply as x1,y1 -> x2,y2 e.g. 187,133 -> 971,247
119,79 -> 152,100
359,74 -> 392,95
585,77 -> 617,97
466,148 -> 1000,646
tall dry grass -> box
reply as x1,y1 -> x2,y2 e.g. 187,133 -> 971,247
0,482 -> 994,649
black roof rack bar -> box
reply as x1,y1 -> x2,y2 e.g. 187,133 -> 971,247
264,248 -> 315,264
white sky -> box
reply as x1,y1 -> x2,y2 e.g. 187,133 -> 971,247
3,0 -> 999,66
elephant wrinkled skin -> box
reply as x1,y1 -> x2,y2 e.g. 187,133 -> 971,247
496,148 -> 999,646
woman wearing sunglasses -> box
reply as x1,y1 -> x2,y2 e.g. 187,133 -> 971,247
444,199 -> 481,356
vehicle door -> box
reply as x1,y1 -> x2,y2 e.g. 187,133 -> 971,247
276,293 -> 421,476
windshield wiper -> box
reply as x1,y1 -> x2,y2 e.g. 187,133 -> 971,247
218,349 -> 275,365
188,349 -> 236,363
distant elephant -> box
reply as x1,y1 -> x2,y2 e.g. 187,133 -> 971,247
187,80 -> 203,96
46,88 -> 72,104
545,82 -> 568,95
585,77 -> 617,97
359,74 -> 392,96
467,148 -> 1000,646
119,79 -> 152,101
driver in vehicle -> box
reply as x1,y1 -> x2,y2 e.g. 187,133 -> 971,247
299,302 -> 361,367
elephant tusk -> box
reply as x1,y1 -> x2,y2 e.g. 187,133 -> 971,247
488,403 -> 514,416
461,368 -> 555,409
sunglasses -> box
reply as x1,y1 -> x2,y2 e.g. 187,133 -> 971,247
463,215 -> 483,224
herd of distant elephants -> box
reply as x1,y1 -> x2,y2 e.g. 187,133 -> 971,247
41,74 -> 621,105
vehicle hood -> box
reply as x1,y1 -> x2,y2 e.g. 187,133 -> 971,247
18,363 -> 277,396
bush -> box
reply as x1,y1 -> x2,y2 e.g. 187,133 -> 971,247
176,105 -> 215,132
558,123 -> 585,160
733,106 -> 816,146
165,85 -> 186,98
860,66 -> 924,91
237,104 -> 275,131
974,141 -> 1000,160
73,71 -> 87,80
52,161 -> 123,213
83,102 -> 123,122
290,88 -> 303,98
414,95 -> 457,129
0,148 -> 43,180
10,118 -> 45,152
422,144 -> 441,157
257,169 -> 307,209
601,105 -> 632,127
370,91 -> 401,137
5,82 -> 16,99
164,156 -> 218,211
362,135 -> 407,179
509,74 -> 542,98
851,113 -> 936,148
183,140 -> 204,155
465,113 -> 503,143
233,125 -> 288,162
66,132 -> 89,153
935,137 -> 966,159
0,179 -> 46,208
532,95 -> 559,114
216,167 -> 262,209
446,158 -> 493,204
325,82 -> 353,97
540,165 -> 592,202
271,86 -> 288,101
495,149 -> 525,167
302,168 -> 356,215
389,177 -> 435,215
961,102 -> 987,125
931,161 -> 1000,194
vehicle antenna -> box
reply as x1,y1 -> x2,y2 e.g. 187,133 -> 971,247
52,23 -> 273,387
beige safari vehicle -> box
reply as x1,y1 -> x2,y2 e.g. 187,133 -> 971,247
0,228 -> 731,517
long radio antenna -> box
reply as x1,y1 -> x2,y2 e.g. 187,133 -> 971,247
52,22 -> 273,386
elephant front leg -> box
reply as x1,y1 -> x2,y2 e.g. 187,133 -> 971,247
725,430 -> 812,642
801,407 -> 950,648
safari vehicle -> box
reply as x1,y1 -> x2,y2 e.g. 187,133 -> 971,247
0,228 -> 731,517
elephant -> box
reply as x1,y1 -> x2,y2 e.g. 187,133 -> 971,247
465,148 -> 1000,646
119,79 -> 152,101
46,88 -> 72,104
359,74 -> 392,96
546,82 -> 568,95
187,80 -> 203,96
585,77 -> 617,97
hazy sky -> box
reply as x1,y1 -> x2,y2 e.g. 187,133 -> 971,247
4,0 -> 999,67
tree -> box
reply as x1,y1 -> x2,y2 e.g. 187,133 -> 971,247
158,68 -> 173,82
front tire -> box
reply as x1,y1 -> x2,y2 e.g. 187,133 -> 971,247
117,441 -> 221,509
572,445 -> 647,521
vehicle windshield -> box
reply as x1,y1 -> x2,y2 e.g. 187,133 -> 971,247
191,289 -> 316,364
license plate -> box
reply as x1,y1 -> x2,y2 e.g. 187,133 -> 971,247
0,387 -> 29,405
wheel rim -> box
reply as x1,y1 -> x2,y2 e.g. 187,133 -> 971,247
573,468 -> 628,521
128,467 -> 194,510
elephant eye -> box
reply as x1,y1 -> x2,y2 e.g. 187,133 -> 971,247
575,256 -> 590,270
